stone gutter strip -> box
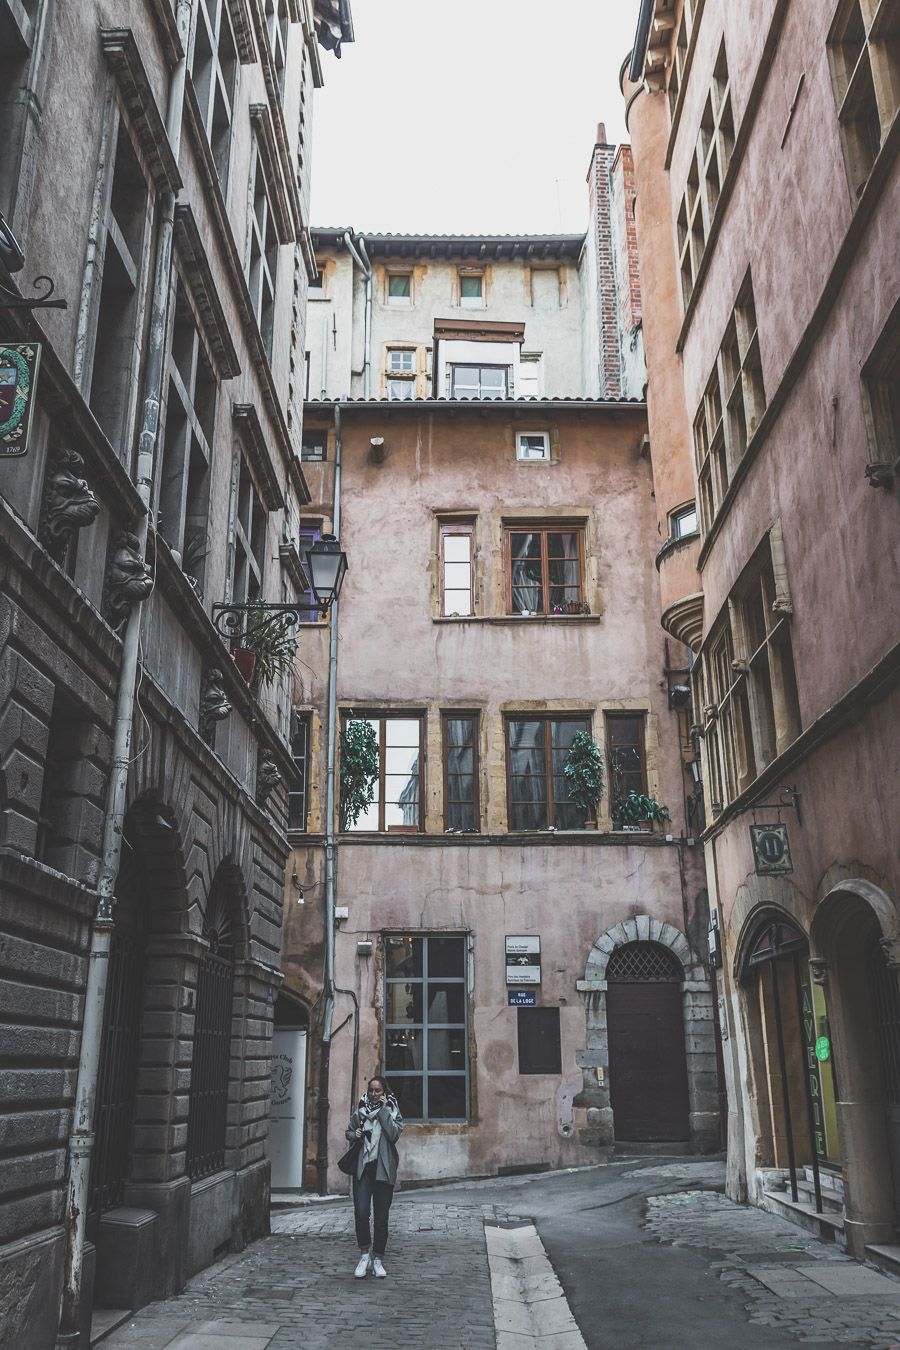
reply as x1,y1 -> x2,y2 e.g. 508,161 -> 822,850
485,1221 -> 587,1349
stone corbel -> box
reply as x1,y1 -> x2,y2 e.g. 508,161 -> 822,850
200,667 -> 232,742
256,751 -> 282,806
105,529 -> 153,628
809,957 -> 828,985
769,520 -> 794,617
880,937 -> 900,971
40,448 -> 100,564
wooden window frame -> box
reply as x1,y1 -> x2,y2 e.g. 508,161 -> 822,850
441,711 -> 481,833
343,712 -> 425,833
693,273 -> 765,532
504,713 -> 592,832
605,712 -> 649,825
502,520 -> 586,615
439,520 -> 475,617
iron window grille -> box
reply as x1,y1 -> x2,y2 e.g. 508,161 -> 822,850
607,942 -> 681,983
383,934 -> 469,1122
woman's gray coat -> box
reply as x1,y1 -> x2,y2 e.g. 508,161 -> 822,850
345,1105 -> 404,1185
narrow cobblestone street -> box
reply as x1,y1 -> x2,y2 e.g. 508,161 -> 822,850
95,1160 -> 900,1350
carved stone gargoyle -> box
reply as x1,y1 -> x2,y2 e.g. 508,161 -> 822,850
106,530 -> 153,628
200,667 -> 232,741
40,448 -> 100,564
256,751 -> 282,806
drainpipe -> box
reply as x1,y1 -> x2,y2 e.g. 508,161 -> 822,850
55,5 -> 192,1343
319,306 -> 328,400
342,231 -> 372,398
316,401 -> 343,1193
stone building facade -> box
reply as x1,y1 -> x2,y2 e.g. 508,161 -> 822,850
0,2 -> 350,1345
281,198 -> 719,1192
626,0 -> 900,1260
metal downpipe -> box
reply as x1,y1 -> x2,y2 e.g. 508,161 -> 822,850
55,4 -> 191,1341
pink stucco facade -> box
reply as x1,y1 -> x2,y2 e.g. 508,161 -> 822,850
627,0 -> 900,1255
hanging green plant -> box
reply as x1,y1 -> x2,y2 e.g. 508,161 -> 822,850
340,716 -> 379,829
563,731 -> 605,826
239,610 -> 298,688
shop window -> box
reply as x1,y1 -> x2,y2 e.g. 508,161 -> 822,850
343,714 -> 424,832
383,934 -> 468,1122
442,713 -> 480,832
517,1008 -> 561,1075
505,715 -> 592,830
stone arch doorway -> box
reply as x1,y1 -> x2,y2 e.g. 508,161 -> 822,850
578,917 -> 719,1153
607,942 -> 690,1142
810,880 -> 900,1254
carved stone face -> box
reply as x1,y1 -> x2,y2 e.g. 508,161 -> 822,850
45,452 -> 100,534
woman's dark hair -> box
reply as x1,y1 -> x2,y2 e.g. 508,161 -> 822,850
368,1075 -> 389,1094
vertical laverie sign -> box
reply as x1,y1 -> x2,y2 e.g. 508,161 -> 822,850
506,935 -> 541,985
0,342 -> 41,457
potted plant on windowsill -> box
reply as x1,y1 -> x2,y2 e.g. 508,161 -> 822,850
614,791 -> 670,833
563,731 -> 604,830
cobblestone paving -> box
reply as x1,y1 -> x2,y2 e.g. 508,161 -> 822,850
104,1197 -> 527,1350
643,1188 -> 900,1348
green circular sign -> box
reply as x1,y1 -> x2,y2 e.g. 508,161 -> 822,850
815,1035 -> 831,1063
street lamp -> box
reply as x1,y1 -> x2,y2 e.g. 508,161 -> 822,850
212,532 -> 348,641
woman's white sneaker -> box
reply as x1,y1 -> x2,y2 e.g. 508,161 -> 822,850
354,1253 -> 371,1278
372,1257 -> 387,1278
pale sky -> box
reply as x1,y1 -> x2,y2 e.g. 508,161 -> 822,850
310,0 -> 643,236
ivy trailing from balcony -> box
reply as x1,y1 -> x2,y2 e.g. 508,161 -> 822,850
340,715 -> 379,829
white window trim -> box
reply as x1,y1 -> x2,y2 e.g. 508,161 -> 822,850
386,271 -> 413,306
516,431 -> 551,462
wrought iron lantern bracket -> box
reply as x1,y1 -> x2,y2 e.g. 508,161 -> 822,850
0,276 -> 67,311
732,785 -> 801,826
212,599 -> 328,643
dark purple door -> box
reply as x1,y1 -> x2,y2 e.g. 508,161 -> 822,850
607,980 -> 690,1141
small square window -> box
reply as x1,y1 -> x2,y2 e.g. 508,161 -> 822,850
459,272 -> 484,308
301,429 -> 327,461
387,272 -> 412,304
387,349 -> 416,373
516,432 -> 551,462
671,503 -> 698,538
309,268 -> 325,298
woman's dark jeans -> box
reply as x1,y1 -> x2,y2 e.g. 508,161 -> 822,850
353,1162 -> 394,1254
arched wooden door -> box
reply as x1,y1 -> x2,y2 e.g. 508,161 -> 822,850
607,942 -> 690,1142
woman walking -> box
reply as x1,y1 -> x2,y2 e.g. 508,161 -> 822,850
345,1076 -> 403,1278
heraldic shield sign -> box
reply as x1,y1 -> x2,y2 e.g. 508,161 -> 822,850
0,343 -> 41,457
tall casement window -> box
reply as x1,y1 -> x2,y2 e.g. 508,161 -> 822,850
863,300 -> 900,482
666,0 -> 697,120
288,713 -> 310,830
677,40 -> 734,306
384,934 -> 468,1122
828,0 -> 899,198
190,0 -> 238,189
696,536 -> 801,811
442,713 -> 480,832
88,122 -> 151,459
297,524 -> 321,616
386,348 -> 416,400
265,0 -> 289,98
248,152 -> 278,358
504,522 -> 584,614
344,714 -> 424,832
605,713 -> 648,827
439,521 -> 474,616
505,715 -> 591,830
229,454 -> 267,602
693,275 -> 765,531
158,278 -> 216,590
450,364 -> 509,399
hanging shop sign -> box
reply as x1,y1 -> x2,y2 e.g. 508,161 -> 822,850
750,823 -> 793,876
506,935 -> 541,985
0,342 -> 41,457
508,989 -> 537,1007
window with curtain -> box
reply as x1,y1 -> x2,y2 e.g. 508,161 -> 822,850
384,934 -> 468,1121
504,523 -> 584,614
442,713 -> 479,831
505,716 -> 591,830
344,714 -> 423,832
